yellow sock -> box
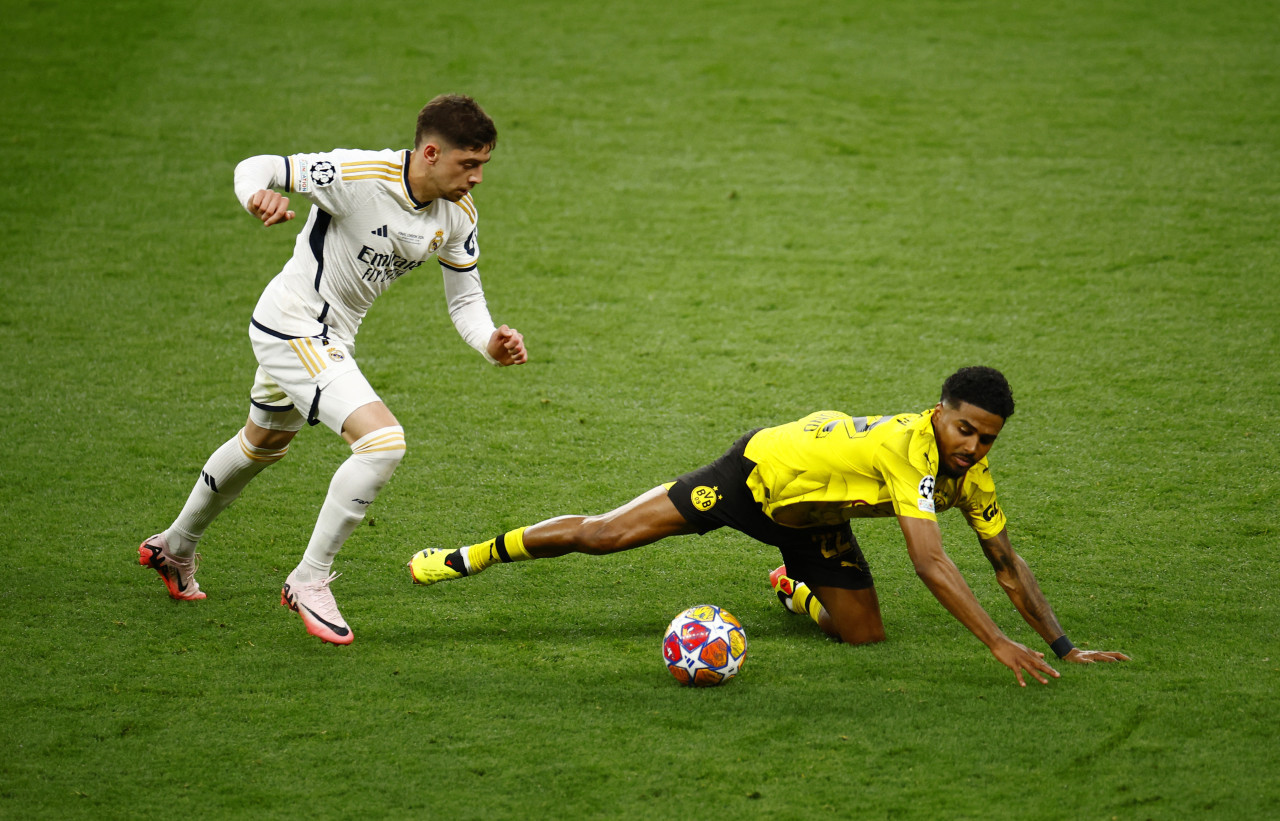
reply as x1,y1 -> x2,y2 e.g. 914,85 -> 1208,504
464,527 -> 531,573
790,581 -> 825,626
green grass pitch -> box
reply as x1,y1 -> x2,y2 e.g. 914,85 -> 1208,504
2,0 -> 1277,818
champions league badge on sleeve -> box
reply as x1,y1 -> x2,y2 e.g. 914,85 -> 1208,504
309,161 -> 337,187
917,475 -> 936,513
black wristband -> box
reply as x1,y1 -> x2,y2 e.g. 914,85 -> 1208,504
1050,636 -> 1075,659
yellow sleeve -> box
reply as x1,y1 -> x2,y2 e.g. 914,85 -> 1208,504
877,447 -> 938,523
958,464 -> 1007,539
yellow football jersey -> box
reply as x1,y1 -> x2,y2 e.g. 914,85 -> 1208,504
742,409 -> 1006,539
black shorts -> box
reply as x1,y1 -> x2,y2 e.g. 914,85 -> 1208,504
667,430 -> 874,591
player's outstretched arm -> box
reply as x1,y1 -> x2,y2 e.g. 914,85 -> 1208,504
898,516 -> 1060,686
978,529 -> 1130,664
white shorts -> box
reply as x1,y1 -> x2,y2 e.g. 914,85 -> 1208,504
247,322 -> 382,435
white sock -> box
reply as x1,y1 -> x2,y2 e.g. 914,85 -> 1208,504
293,426 -> 405,582
167,428 -> 288,557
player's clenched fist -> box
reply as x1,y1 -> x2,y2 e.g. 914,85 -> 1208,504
248,189 -> 295,226
488,324 -> 528,366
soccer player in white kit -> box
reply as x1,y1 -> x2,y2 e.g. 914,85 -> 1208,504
139,94 -> 527,644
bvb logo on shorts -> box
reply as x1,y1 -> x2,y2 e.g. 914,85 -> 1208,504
691,485 -> 720,512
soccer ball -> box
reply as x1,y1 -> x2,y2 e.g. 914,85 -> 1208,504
662,605 -> 747,687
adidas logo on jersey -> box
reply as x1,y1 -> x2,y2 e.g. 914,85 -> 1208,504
371,225 -> 389,237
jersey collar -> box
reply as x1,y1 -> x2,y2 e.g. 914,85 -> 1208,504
401,150 -> 432,212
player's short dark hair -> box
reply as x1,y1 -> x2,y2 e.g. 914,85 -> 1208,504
940,366 -> 1015,419
415,94 -> 497,151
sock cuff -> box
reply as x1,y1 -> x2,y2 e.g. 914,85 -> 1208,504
350,425 -> 406,455
793,582 -> 824,624
237,429 -> 289,462
496,527 -> 531,562
464,527 -> 532,573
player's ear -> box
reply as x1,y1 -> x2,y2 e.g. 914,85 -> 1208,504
420,142 -> 442,164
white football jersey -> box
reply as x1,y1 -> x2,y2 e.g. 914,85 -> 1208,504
240,149 -> 496,357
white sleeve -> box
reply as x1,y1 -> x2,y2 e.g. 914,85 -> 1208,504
443,264 -> 499,364
233,155 -> 288,212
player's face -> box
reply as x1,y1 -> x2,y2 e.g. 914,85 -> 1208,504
426,144 -> 491,202
931,400 -> 1005,478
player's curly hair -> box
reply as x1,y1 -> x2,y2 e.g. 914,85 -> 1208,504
415,94 -> 497,151
940,366 -> 1015,419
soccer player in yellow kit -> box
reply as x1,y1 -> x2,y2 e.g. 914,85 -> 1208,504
409,366 -> 1128,685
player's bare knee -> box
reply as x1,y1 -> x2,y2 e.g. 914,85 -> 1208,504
243,420 -> 297,451
841,625 -> 886,645
827,613 -> 886,645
